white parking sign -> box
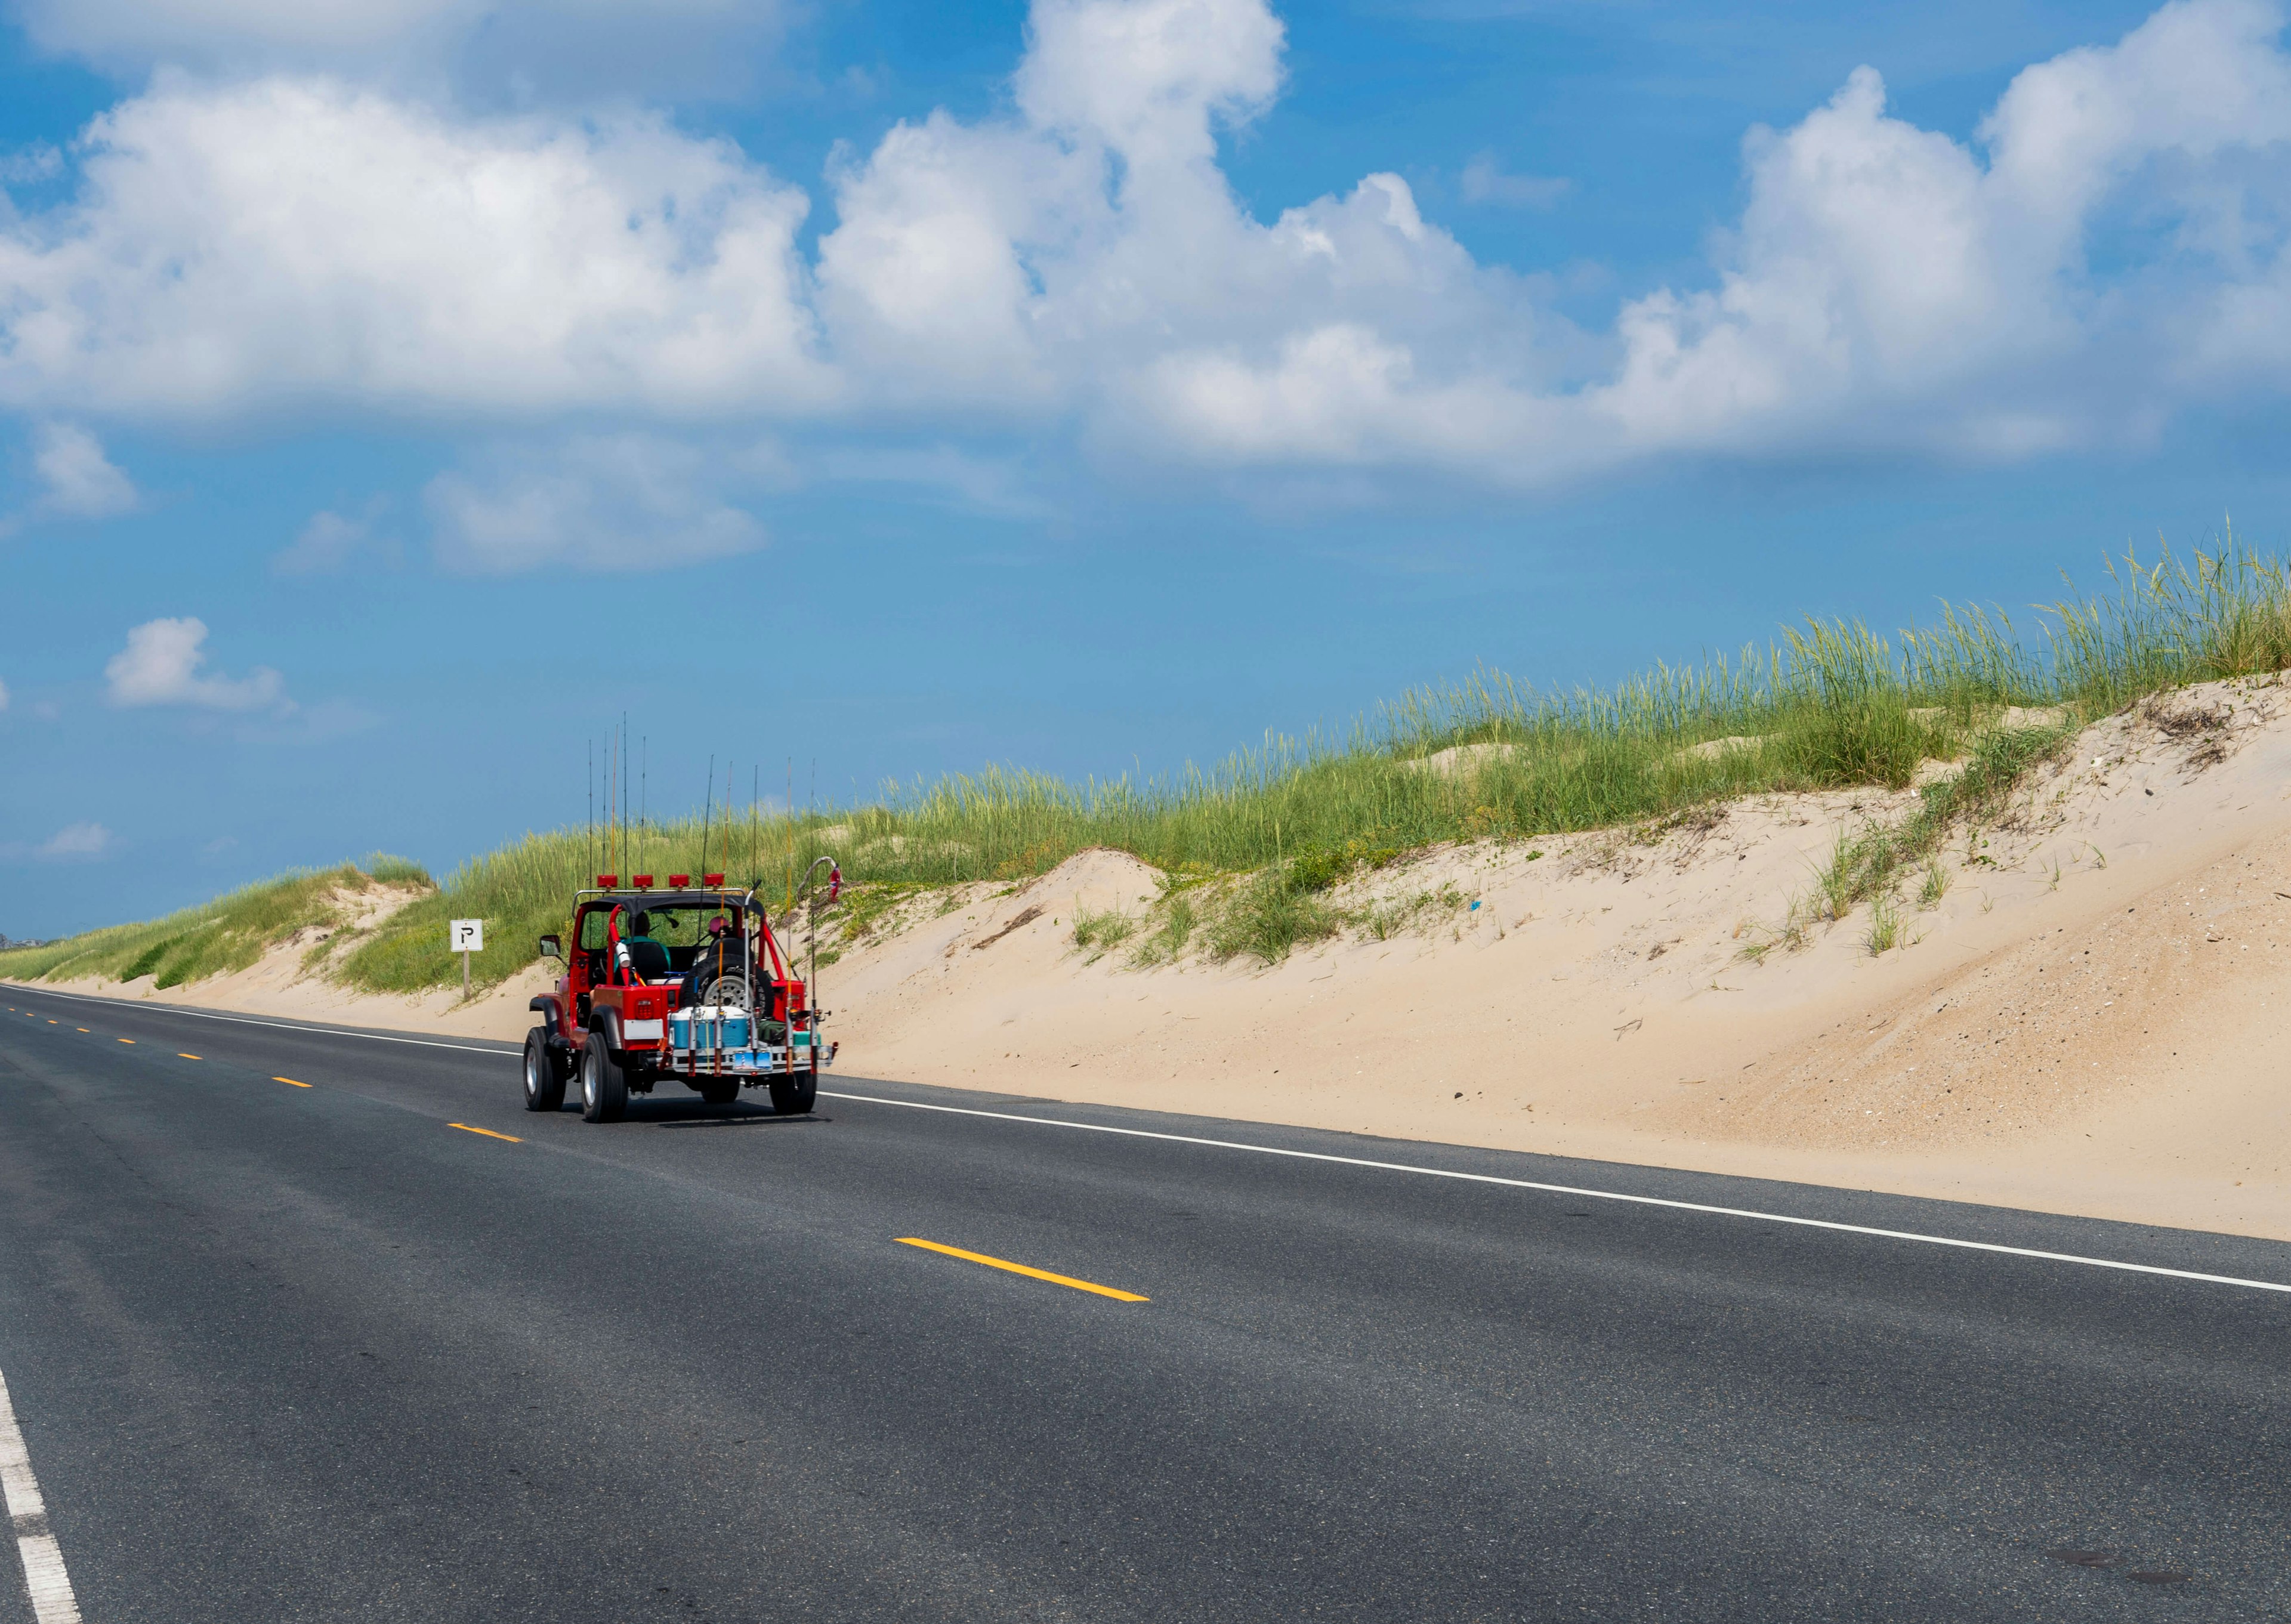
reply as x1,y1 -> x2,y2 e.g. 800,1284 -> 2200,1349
449,919 -> 484,952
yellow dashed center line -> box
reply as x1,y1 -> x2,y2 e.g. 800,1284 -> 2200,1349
447,1122 -> 521,1143
117,1038 -> 134,1045
76,1028 -> 89,1033
896,1237 -> 1149,1302
274,1077 -> 311,1088
178,1054 -> 200,1060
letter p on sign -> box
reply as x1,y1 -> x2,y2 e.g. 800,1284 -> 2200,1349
450,919 -> 483,999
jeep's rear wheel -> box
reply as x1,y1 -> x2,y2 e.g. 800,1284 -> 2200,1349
768,1066 -> 817,1116
523,1027 -> 566,1112
580,1030 -> 628,1123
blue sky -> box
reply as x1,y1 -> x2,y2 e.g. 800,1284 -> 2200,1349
2,0 -> 2286,936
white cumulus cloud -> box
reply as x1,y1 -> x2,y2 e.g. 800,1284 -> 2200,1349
1583,0 -> 2291,463
0,0 -> 2285,498
104,618 -> 286,710
816,9 -> 1558,448
0,80 -> 826,419
1100,0 -> 2291,477
426,434 -> 767,574
29,421 -> 138,518
1014,0 -> 1286,168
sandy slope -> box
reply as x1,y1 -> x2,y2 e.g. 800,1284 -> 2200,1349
17,677 -> 2291,1239
13,883 -> 557,1039
822,675 -> 2291,1239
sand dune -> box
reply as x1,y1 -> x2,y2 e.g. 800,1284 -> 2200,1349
19,674 -> 2291,1239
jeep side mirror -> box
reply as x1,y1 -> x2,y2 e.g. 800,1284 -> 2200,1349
538,934 -> 562,959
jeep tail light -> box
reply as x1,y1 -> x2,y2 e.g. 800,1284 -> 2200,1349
634,873 -> 653,888
703,872 -> 724,886
596,873 -> 618,887
668,873 -> 690,887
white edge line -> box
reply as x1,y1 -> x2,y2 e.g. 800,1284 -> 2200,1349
7,984 -> 2282,1297
822,1090 -> 2291,1298
5,983 -> 514,1055
0,1368 -> 82,1624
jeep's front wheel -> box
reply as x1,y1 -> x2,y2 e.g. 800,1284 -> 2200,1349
523,1027 -> 566,1112
768,1066 -> 817,1116
580,1030 -> 628,1123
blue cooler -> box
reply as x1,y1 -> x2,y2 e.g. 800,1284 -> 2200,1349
672,1008 -> 751,1052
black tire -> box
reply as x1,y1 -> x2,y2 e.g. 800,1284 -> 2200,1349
522,1027 -> 566,1112
768,1066 -> 817,1116
580,1029 -> 628,1123
697,1077 -> 739,1106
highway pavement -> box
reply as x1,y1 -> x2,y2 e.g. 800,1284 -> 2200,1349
1,980 -> 2286,1622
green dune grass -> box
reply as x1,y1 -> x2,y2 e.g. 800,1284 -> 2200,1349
0,855 -> 432,989
8,543 -> 2289,992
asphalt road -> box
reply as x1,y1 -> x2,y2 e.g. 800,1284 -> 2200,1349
1,983 -> 2287,1622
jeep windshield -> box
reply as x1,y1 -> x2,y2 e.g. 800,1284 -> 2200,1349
619,905 -> 748,950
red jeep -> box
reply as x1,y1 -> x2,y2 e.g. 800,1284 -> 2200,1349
522,872 -> 836,1122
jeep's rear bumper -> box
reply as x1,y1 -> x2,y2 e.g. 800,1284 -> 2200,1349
628,1039 -> 836,1075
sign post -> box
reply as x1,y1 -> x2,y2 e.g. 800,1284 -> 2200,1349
449,919 -> 484,1000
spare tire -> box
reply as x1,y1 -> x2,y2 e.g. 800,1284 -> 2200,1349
685,956 -> 754,1011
